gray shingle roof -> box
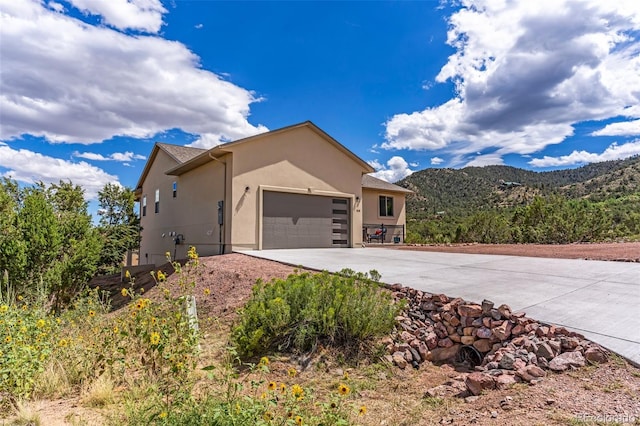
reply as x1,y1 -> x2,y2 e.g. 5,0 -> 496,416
362,174 -> 413,193
157,143 -> 206,164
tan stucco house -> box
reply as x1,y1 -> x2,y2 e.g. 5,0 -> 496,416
135,121 -> 412,265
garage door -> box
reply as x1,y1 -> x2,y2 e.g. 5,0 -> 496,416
262,192 -> 350,249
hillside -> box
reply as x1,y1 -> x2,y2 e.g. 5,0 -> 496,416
398,155 -> 640,217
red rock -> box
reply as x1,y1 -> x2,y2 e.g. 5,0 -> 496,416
535,326 -> 550,337
549,351 -> 586,371
495,374 -> 517,389
465,372 -> 496,396
482,317 -> 492,327
461,335 -> 475,345
473,339 -> 493,353
525,365 -> 546,378
448,315 -> 461,327
449,333 -> 462,343
463,327 -> 475,336
492,321 -> 513,341
476,327 -> 492,339
392,352 -> 407,369
511,324 -> 525,336
497,304 -> 512,319
418,341 -> 429,361
458,304 -> 483,318
424,332 -> 439,350
438,337 -> 454,348
585,346 -> 608,364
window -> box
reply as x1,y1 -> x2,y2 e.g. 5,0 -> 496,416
142,195 -> 147,217
172,182 -> 177,198
155,189 -> 160,214
379,195 -> 394,217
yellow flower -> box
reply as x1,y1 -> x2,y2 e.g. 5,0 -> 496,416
150,332 -> 160,345
263,411 -> 274,421
0,305 -> 8,313
58,338 -> 68,347
288,367 -> 297,377
343,371 -> 349,380
121,288 -> 128,297
359,405 -> 367,416
113,326 -> 119,334
88,310 -> 96,317
140,287 -> 145,294
287,411 -> 294,419
279,383 -> 286,394
187,246 -> 198,260
4,335 -> 11,343
157,270 -> 166,282
17,295 -> 23,301
267,381 -> 276,391
165,251 -> 171,259
159,411 -> 167,419
260,392 -> 267,399
203,288 -> 210,296
260,356 -> 269,366
125,270 -> 131,279
338,383 -> 350,396
131,311 -> 137,318
36,319 -> 46,329
295,415 -> 303,425
291,384 -> 304,398
136,301 -> 144,310
151,317 -> 157,325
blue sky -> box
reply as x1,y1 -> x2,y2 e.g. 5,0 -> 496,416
1,0 -> 640,209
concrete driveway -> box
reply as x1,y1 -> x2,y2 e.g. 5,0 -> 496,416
242,247 -> 640,366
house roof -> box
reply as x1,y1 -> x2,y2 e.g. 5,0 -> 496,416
165,121 -> 375,176
156,143 -> 205,164
362,174 -> 414,193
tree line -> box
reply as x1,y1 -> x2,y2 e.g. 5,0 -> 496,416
0,178 -> 139,309
406,194 -> 640,245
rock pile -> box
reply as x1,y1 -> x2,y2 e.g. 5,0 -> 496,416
384,285 -> 609,395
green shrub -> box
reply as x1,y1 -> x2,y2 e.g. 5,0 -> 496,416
232,270 -> 402,357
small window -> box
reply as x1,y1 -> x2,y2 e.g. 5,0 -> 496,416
379,195 -> 394,217
172,182 -> 177,198
155,189 -> 160,214
142,195 -> 147,217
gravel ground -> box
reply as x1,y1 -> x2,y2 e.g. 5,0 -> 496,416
394,242 -> 640,262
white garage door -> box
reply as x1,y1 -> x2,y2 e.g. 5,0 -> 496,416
262,192 -> 350,249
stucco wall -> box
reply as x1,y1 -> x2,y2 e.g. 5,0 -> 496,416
225,126 -> 366,250
362,188 -> 407,242
139,149 -> 227,265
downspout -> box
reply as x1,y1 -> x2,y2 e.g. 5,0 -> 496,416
208,153 -> 227,255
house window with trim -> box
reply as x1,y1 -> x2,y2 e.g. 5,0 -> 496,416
155,189 -> 160,213
142,195 -> 147,217
379,195 -> 394,217
172,182 -> 177,198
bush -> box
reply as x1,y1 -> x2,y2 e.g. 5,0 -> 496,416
232,269 -> 402,357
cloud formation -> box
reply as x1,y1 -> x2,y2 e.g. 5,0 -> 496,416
66,0 -> 166,33
0,0 -> 267,147
592,119 -> 640,137
368,156 -> 415,183
528,140 -> 640,167
383,0 -> 640,164
73,151 -> 146,162
0,145 -> 118,199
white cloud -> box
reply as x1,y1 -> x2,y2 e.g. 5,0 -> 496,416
195,23 -> 203,29
528,140 -> 640,167
368,156 -> 415,183
0,0 -> 267,146
464,153 -> 505,167
430,157 -> 444,165
66,0 -> 167,33
592,119 -> 640,137
0,145 -> 118,199
383,0 -> 640,163
73,151 -> 146,162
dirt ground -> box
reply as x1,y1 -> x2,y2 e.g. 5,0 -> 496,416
394,241 -> 640,262
8,249 -> 640,425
